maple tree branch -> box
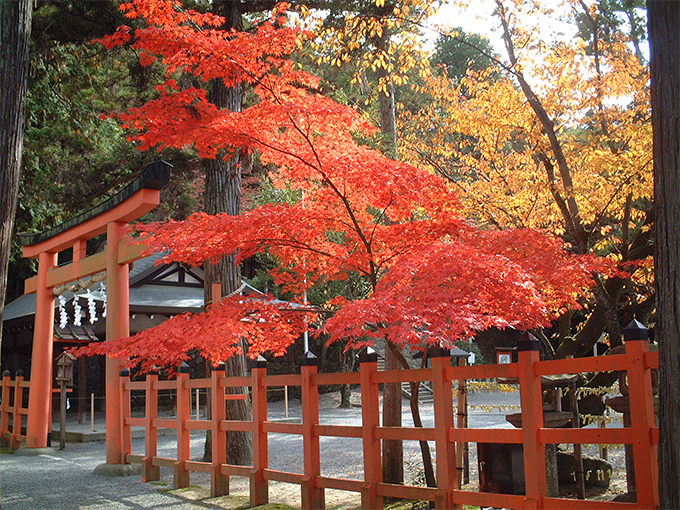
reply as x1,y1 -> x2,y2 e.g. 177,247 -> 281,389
574,0 -> 620,155
367,196 -> 393,247
621,193 -> 632,261
412,147 -> 505,230
496,0 -> 588,252
538,151 -> 579,242
281,111 -> 380,285
592,157 -> 651,228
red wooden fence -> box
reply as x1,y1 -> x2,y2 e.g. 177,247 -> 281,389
0,328 -> 660,509
112,331 -> 658,510
0,369 -> 29,448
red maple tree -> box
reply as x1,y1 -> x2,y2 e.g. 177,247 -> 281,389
76,0 -> 615,372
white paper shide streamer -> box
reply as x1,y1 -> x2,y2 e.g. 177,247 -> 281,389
58,295 -> 68,329
73,295 -> 82,327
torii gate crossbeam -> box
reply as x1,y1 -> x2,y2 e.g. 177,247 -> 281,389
19,162 -> 171,465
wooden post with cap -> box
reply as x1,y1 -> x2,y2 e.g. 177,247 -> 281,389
623,319 -> 659,508
142,369 -> 160,482
119,368 -> 132,463
12,370 -> 25,450
301,351 -> 324,510
431,347 -> 457,509
250,355 -> 269,506
0,370 -> 10,441
211,363 -> 228,497
175,362 -> 191,488
517,332 -> 546,509
360,347 -> 382,509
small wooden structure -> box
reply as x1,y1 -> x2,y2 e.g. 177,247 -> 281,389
55,351 -> 75,450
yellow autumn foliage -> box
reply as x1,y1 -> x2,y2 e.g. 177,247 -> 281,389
400,0 -> 652,251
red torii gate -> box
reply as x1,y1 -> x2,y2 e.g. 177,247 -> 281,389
18,162 -> 170,467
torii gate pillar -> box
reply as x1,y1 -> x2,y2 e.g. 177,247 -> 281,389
18,162 -> 171,463
104,220 -> 129,464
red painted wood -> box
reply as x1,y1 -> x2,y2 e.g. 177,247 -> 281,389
175,371 -> 191,488
518,346 -> 547,508
360,357 -> 383,509
0,375 -> 11,440
143,373 -> 160,482
251,364 -> 269,506
105,221 -> 129,465
113,346 -> 662,510
25,251 -> 57,448
432,354 -> 456,509
211,368 -> 228,497
625,339 -> 659,508
120,371 -> 132,469
11,373 -> 26,449
23,188 -> 160,258
301,361 -> 323,510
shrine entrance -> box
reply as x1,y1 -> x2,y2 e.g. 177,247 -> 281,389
18,161 -> 170,467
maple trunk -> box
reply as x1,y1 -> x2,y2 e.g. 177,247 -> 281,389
648,3 -> 680,508
382,343 -> 404,485
202,0 -> 252,467
0,0 -> 32,363
374,27 -> 403,484
339,349 -> 352,408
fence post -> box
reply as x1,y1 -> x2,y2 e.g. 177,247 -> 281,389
210,363 -> 228,497
360,347 -> 383,509
12,370 -> 25,449
517,333 -> 546,510
251,355 -> 268,506
143,369 -> 160,482
174,362 -> 191,488
301,351 -> 324,510
431,348 -> 456,510
120,368 -> 132,464
1,370 -> 10,442
623,319 -> 659,508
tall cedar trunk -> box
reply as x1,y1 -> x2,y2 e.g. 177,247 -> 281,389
0,0 -> 32,363
648,3 -> 680,508
202,0 -> 252,466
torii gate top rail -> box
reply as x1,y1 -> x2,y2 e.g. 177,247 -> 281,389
19,161 -> 171,460
21,161 -> 171,288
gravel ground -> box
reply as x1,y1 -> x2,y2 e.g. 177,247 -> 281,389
0,388 -> 628,509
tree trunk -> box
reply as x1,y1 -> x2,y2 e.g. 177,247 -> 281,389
202,0 -> 252,467
0,0 -> 32,364
339,349 -> 352,408
374,26 -> 403,485
376,32 -> 398,160
648,3 -> 680,508
382,343 -> 403,484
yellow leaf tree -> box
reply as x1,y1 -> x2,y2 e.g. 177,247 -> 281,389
400,0 -> 653,358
